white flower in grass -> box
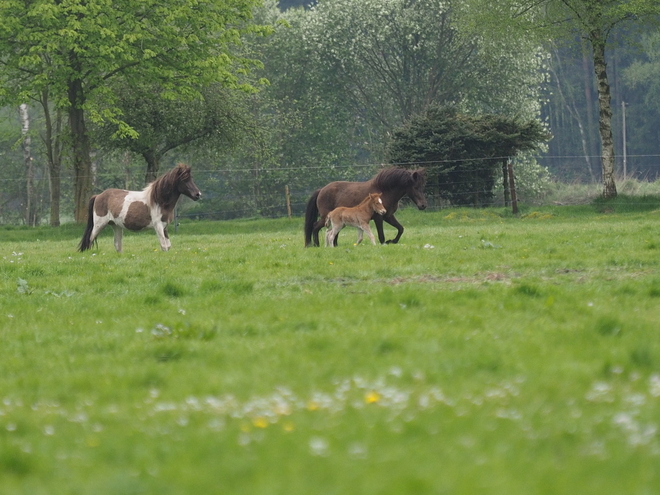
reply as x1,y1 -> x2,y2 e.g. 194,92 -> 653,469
649,374 -> 660,397
309,437 -> 329,457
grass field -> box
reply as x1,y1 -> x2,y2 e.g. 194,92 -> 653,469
1,204 -> 660,494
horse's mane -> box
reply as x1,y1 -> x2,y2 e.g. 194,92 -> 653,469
148,164 -> 191,205
373,167 -> 425,191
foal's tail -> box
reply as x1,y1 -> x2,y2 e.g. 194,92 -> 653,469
78,195 -> 97,252
304,189 -> 321,247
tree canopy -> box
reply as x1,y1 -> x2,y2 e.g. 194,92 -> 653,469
462,0 -> 660,199
0,0 -> 270,221
387,106 -> 550,206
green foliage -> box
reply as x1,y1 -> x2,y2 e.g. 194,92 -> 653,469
0,0 -> 270,112
238,0 -> 547,197
0,0 -> 274,220
93,82 -> 255,182
387,106 -> 549,206
1,209 -> 660,492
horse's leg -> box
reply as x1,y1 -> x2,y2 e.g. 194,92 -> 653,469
312,218 -> 326,247
373,215 -> 386,244
325,227 -> 332,247
327,225 -> 341,247
355,227 -> 364,245
112,225 -> 123,253
163,226 -> 172,250
89,218 -> 109,246
333,229 -> 341,247
362,224 -> 377,245
384,215 -> 404,244
154,223 -> 170,251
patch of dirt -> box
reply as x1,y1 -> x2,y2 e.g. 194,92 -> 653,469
387,272 -> 515,286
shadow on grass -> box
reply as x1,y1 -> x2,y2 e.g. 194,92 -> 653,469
593,194 -> 660,214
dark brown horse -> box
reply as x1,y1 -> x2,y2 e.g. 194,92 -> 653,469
304,167 -> 427,247
78,163 -> 201,253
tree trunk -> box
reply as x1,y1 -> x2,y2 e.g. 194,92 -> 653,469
68,68 -> 94,223
41,88 -> 63,227
143,151 -> 161,184
19,103 -> 37,226
590,34 -> 617,199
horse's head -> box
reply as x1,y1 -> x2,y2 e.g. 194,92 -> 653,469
407,169 -> 427,210
176,164 -> 202,201
369,193 -> 387,216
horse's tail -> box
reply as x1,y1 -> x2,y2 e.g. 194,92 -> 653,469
78,195 -> 97,252
304,189 -> 321,247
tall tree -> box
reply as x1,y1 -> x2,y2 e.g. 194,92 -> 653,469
39,88 -> 66,227
19,104 -> 38,225
94,83 -> 253,184
464,0 -> 660,199
255,0 -> 544,179
0,0 -> 269,222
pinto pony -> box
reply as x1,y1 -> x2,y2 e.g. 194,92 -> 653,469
325,193 -> 387,247
305,167 -> 427,247
78,163 -> 201,253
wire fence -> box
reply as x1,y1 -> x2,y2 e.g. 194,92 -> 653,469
2,154 -> 660,225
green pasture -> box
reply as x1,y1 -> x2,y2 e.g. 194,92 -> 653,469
1,204 -> 660,494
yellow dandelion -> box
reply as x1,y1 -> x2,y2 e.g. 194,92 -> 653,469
252,417 -> 269,429
365,391 -> 381,404
307,401 -> 320,411
283,421 -> 295,432
86,436 -> 100,447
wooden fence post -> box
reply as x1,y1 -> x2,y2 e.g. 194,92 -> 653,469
285,185 -> 292,219
502,158 -> 510,207
507,158 -> 518,215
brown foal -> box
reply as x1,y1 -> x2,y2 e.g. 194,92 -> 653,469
325,193 -> 387,247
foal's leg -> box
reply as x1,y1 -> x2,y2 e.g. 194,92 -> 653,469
325,224 -> 333,247
361,223 -> 377,245
326,224 -> 341,247
112,225 -> 123,253
355,227 -> 364,245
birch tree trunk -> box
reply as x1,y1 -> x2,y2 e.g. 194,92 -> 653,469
19,104 -> 37,226
590,32 -> 617,199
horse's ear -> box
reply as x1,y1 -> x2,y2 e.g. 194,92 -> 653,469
413,169 -> 426,182
177,163 -> 191,180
